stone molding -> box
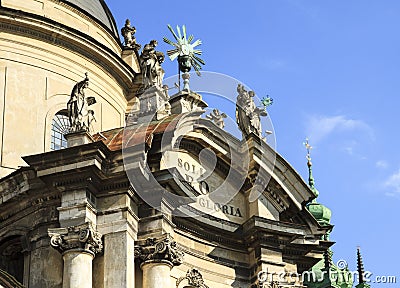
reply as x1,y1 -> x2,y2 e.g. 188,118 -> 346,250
48,222 -> 103,255
0,16 -> 132,93
134,234 -> 184,267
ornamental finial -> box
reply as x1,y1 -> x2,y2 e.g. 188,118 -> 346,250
356,247 -> 371,288
304,138 -> 312,166
163,25 -> 205,91
304,138 -> 318,197
357,247 -> 365,284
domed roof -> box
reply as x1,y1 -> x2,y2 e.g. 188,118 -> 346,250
308,202 -> 332,226
62,0 -> 118,38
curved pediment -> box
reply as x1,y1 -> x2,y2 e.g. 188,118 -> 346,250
90,112 -> 327,235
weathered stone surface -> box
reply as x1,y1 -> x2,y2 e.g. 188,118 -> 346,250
135,234 -> 184,268
48,222 -> 103,255
28,246 -> 63,288
104,232 -> 135,287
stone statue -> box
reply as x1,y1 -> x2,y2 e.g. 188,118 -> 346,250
67,73 -> 96,132
235,84 -> 267,138
139,40 -> 165,89
121,19 -> 141,50
206,109 -> 227,129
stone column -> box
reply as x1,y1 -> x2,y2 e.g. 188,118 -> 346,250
48,222 -> 103,288
135,234 -> 184,288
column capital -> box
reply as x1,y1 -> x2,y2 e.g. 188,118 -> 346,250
134,234 -> 184,267
48,222 -> 103,256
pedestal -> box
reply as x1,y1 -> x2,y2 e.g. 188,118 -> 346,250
135,86 -> 170,121
62,250 -> 94,288
64,131 -> 94,147
122,49 -> 140,73
169,90 -> 208,114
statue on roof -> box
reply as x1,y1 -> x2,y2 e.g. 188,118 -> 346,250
121,19 -> 141,50
67,73 -> 96,133
139,40 -> 165,89
235,84 -> 268,138
206,109 -> 227,129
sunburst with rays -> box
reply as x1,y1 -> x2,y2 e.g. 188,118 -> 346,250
163,24 -> 205,76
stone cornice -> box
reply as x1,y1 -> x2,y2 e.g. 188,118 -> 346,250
134,234 -> 184,268
246,134 -> 316,207
23,142 -> 111,189
48,222 -> 103,255
0,169 -> 43,205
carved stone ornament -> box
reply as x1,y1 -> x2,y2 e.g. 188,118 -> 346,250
176,268 -> 209,288
235,84 -> 268,138
134,234 -> 184,267
48,222 -> 103,255
206,109 -> 227,129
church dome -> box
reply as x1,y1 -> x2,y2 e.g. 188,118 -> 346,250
60,0 -> 118,38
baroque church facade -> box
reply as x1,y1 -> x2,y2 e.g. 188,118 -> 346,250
0,1 -> 367,288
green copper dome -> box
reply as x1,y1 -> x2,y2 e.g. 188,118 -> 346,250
303,140 -> 352,288
308,202 -> 332,226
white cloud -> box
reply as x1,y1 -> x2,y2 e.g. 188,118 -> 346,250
305,115 -> 373,143
342,140 -> 358,156
344,146 -> 354,155
384,169 -> 400,197
376,160 -> 389,169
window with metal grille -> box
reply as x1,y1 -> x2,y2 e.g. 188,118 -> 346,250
51,111 -> 70,150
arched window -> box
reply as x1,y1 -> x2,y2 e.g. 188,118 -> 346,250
51,111 -> 70,150
0,236 -> 24,285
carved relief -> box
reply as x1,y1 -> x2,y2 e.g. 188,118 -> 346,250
48,222 -> 102,255
176,268 -> 209,288
134,234 -> 184,267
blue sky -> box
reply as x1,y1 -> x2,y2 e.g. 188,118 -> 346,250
107,1 -> 399,285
